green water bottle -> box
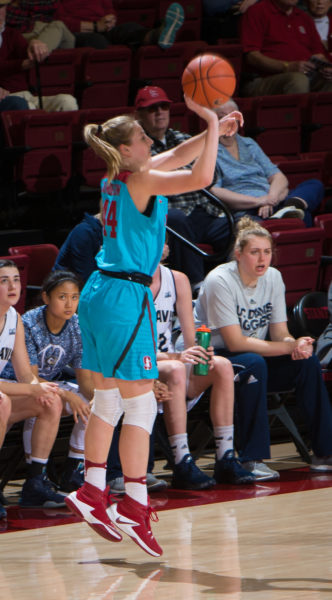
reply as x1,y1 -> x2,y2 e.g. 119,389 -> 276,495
194,325 -> 211,376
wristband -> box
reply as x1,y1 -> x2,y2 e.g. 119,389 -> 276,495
282,61 -> 289,72
93,21 -> 98,32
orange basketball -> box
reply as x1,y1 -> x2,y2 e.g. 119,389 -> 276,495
181,53 -> 236,108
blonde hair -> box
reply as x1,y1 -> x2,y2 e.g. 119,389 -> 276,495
84,114 -> 136,182
233,216 -> 273,256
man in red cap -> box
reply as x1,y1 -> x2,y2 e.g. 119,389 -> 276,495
135,85 -> 231,292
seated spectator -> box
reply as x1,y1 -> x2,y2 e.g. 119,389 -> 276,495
135,84 -> 243,289
193,216 -> 332,474
202,0 -> 257,42
240,0 -> 332,95
306,0 -> 332,54
316,280 -> 332,368
210,99 -> 325,227
107,246 -> 257,491
0,0 -> 78,111
6,0 -> 75,52
3,270 -> 93,493
0,259 -> 64,520
54,1 -> 184,50
53,213 -> 103,284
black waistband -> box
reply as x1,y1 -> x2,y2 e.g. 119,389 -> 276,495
99,269 -> 152,286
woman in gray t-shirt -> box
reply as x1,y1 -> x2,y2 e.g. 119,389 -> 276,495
194,216 -> 332,480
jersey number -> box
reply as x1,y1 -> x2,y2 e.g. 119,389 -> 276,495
103,200 -> 118,238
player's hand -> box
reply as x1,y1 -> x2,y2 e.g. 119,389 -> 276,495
36,390 -> 60,407
28,39 -> 50,63
64,391 -> 91,424
180,345 -> 214,369
153,379 -> 172,402
184,94 -> 218,123
31,382 -> 59,399
291,337 -> 314,360
218,110 -> 243,137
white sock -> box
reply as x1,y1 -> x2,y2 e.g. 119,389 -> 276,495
168,433 -> 189,464
214,425 -> 234,460
124,476 -> 148,506
85,462 -> 106,491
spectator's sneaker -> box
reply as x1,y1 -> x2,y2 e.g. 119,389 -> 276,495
146,472 -> 168,492
171,454 -> 216,490
108,473 -> 168,494
59,461 -> 84,493
270,206 -> 304,220
65,482 -> 122,543
158,3 -> 185,49
310,455 -> 332,472
108,494 -> 162,557
0,501 -> 7,520
108,476 -> 125,495
283,197 -> 307,211
214,450 -> 256,485
20,474 -> 68,508
242,461 -> 280,482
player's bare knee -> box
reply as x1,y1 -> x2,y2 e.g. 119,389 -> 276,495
162,360 -> 186,387
40,393 -> 63,420
213,356 -> 234,380
0,392 -> 11,423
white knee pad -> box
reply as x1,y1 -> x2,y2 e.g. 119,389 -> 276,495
122,391 -> 157,434
91,388 -> 123,426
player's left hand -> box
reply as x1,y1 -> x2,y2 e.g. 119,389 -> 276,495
291,337 -> 314,360
218,110 -> 243,137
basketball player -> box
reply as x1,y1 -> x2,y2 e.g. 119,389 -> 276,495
0,259 -> 63,520
65,96 -> 240,557
153,247 -> 255,488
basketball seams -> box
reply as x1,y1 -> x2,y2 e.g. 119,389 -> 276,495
181,52 -> 236,108
199,55 -> 211,108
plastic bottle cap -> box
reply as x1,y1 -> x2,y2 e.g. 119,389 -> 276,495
196,324 -> 211,333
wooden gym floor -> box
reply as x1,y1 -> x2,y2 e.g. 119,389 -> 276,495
1,443 -> 332,599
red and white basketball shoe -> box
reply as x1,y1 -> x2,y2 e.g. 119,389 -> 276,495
65,482 -> 122,542
107,494 -> 162,557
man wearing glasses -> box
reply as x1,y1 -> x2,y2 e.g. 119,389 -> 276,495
135,85 -> 231,293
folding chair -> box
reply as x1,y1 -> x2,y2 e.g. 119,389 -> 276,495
132,44 -> 186,102
78,47 -> 131,108
314,214 -> 332,292
246,94 -> 302,157
8,244 -> 59,289
271,227 -> 324,308
113,0 -> 157,28
292,291 -> 332,392
28,49 -> 76,96
302,91 -> 332,152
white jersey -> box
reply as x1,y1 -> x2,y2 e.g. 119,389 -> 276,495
0,306 -> 17,375
154,264 -> 177,353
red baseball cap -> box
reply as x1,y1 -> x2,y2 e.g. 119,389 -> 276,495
135,86 -> 172,109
